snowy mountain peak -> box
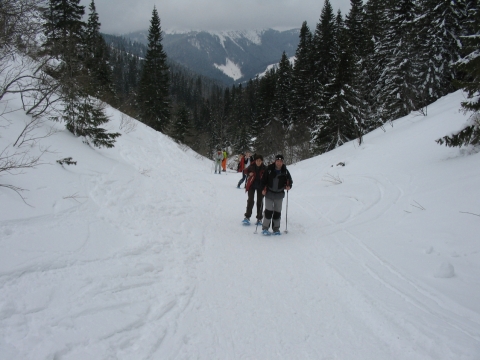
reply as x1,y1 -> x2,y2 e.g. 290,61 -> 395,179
121,28 -> 300,84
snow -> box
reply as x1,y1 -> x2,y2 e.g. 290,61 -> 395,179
209,30 -> 264,47
257,56 -> 296,78
214,58 -> 243,81
1,89 -> 480,359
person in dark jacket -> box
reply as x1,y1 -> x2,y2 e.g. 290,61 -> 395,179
242,154 -> 266,225
260,154 -> 292,235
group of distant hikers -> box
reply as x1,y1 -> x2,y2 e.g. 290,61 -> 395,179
214,148 -> 293,236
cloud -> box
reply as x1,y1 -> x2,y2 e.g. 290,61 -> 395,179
80,0 -> 352,34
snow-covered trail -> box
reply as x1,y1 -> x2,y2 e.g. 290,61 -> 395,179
163,166 -> 479,359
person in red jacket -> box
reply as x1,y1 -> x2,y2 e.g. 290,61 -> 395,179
237,151 -> 253,188
242,154 -> 266,225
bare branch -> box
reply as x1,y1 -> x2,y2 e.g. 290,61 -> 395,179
459,211 -> 480,217
0,183 -> 32,206
13,116 -> 58,148
62,192 -> 87,203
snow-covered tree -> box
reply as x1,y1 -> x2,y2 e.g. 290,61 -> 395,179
376,0 -> 420,123
437,0 -> 480,147
272,51 -> 293,128
64,96 -> 120,148
417,0 -> 464,108
316,10 -> 364,153
138,6 -> 170,132
362,0 -> 390,130
292,21 -> 313,126
311,0 -> 337,151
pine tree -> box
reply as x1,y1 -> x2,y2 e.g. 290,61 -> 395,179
292,21 -> 313,126
437,0 -> 480,147
249,77 -> 264,151
272,51 -> 293,128
84,0 -> 114,100
138,6 -> 170,132
172,104 -> 191,144
311,0 -> 337,151
345,0 -> 366,58
315,10 -> 364,153
312,0 -> 337,106
64,96 -> 120,148
42,0 -> 120,148
417,0 -> 463,108
43,0 -> 85,63
363,0 -> 390,130
376,0 -> 420,123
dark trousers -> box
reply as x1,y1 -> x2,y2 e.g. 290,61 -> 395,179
237,173 -> 247,187
244,188 -> 264,220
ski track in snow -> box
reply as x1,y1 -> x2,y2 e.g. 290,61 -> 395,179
294,171 -> 480,348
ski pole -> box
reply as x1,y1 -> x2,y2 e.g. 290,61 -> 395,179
284,190 -> 289,234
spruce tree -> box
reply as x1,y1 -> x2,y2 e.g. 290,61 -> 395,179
84,0 -> 114,100
437,0 -> 480,147
43,0 -> 85,62
363,0 -> 390,130
312,0 -> 337,106
316,11 -> 364,153
376,0 -> 420,123
64,96 -> 120,148
172,104 -> 191,144
272,51 -> 293,128
345,0 -> 366,58
417,0 -> 463,108
292,21 -> 313,126
43,0 -> 120,148
138,6 -> 171,132
311,0 -> 337,152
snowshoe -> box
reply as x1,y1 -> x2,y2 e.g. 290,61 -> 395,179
273,231 -> 281,236
242,218 -> 250,225
261,229 -> 272,236
255,220 -> 263,226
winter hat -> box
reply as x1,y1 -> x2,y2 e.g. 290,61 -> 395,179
254,154 -> 263,161
275,154 -> 284,160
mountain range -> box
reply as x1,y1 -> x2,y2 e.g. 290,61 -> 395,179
122,28 -> 300,85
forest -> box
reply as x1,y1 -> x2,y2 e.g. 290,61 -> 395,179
1,0 -> 479,164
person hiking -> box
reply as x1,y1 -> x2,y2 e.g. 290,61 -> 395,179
260,154 -> 292,235
222,149 -> 228,172
242,154 -> 266,225
236,153 -> 245,183
237,151 -> 253,188
214,148 -> 223,174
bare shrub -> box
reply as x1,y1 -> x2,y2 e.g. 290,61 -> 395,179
119,113 -> 137,134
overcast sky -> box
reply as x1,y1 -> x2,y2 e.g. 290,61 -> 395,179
80,0 -> 353,34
